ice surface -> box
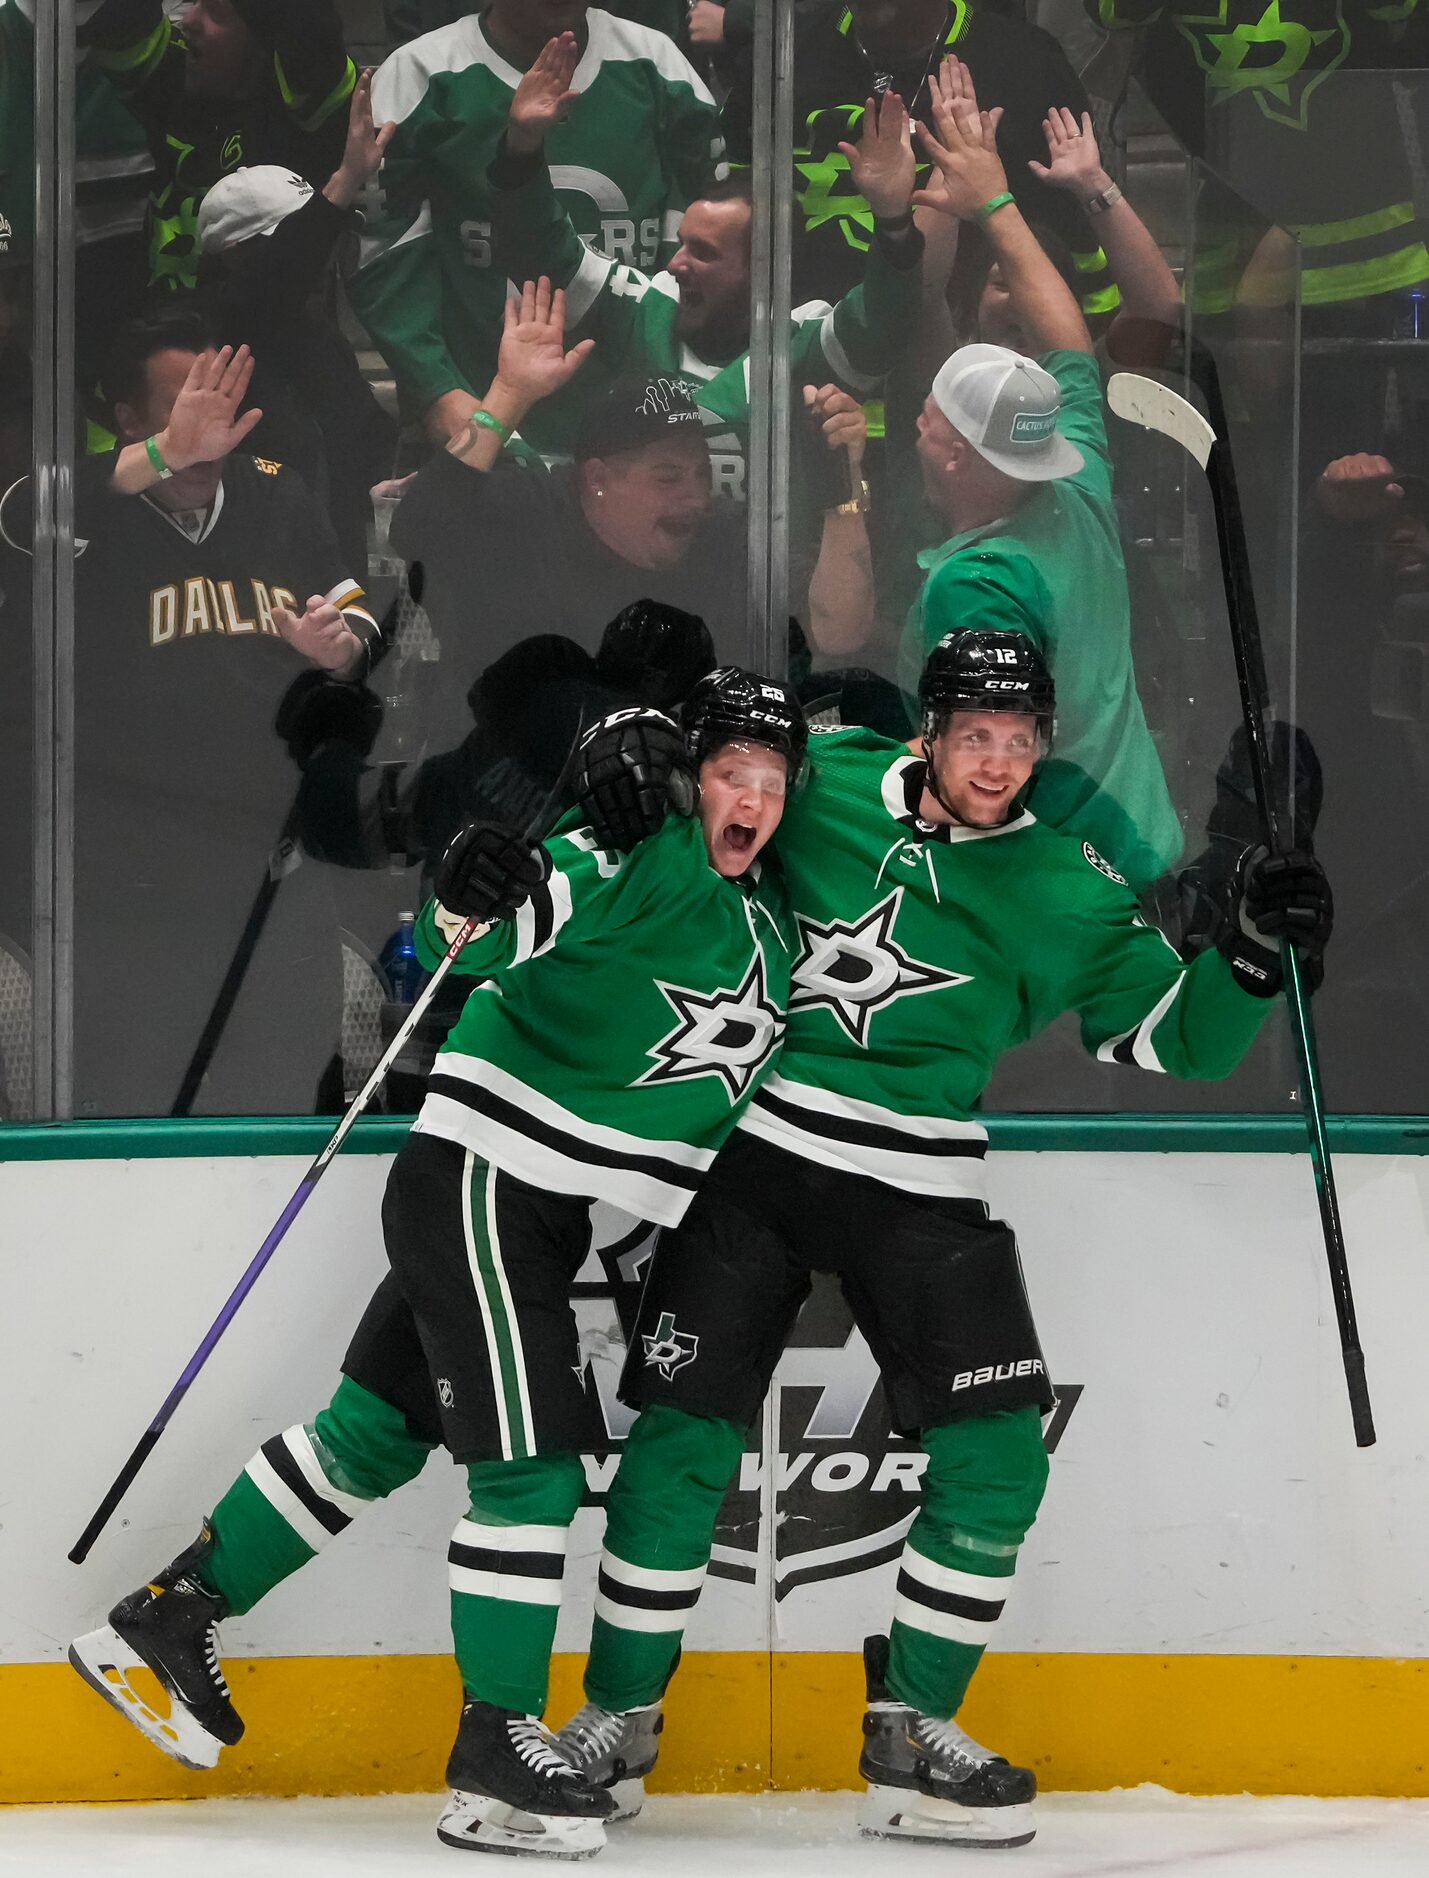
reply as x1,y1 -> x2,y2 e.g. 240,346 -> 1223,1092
1,1789 -> 1426,1876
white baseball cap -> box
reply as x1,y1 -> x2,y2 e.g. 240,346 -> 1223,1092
198,167 -> 314,253
931,343 -> 1084,483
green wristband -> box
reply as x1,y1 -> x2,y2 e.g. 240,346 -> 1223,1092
468,409 -> 512,445
975,191 -> 1015,223
144,433 -> 174,480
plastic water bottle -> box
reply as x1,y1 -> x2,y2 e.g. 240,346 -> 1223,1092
379,912 -> 426,1004
1395,286 -> 1427,340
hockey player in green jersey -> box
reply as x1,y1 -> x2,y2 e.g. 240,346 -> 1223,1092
350,2 -> 722,444
557,630 -> 1334,1847
483,28 -> 925,477
68,668 -> 803,1860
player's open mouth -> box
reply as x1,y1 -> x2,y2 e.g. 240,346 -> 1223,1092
722,823 -> 757,856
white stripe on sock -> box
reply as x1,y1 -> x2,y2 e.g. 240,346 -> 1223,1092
245,1450 -> 335,1554
282,1426 -> 373,1522
454,1518 -> 570,1555
449,1563 -> 564,1606
593,1591 -> 692,1634
898,1547 -> 1013,1603
600,1552 -> 707,1594
892,1589 -> 997,1647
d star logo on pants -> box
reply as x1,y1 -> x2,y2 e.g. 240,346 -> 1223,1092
642,1310 -> 699,1380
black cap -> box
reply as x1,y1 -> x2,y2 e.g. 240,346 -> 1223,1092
574,374 -> 706,462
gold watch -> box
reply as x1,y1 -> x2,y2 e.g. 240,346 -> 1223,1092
834,478 -> 871,516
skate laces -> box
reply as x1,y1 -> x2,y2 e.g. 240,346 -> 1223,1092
508,1717 -> 574,1780
202,1629 -> 231,1700
915,1714 -> 997,1766
562,1702 -> 626,1765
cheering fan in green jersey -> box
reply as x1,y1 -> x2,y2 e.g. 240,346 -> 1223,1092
68,669 -> 803,1862
483,28 -> 925,477
558,629 -> 1334,1849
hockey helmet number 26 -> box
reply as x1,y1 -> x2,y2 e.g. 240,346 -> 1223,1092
919,629 -> 1056,744
682,666 -> 810,783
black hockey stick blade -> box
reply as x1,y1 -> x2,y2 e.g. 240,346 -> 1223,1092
1107,370 -> 1375,1447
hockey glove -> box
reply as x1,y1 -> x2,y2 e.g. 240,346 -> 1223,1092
274,670 -> 383,768
434,821 -> 551,924
574,708 -> 694,851
1218,845 -> 1333,997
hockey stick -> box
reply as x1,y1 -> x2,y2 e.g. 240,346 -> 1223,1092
1107,365 -> 1376,1448
69,718 -> 585,1563
170,803 -> 301,1117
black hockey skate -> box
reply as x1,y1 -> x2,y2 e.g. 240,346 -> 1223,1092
553,1698 -> 664,1820
437,1699 -> 617,1859
857,1635 -> 1036,1847
67,1523 -> 243,1771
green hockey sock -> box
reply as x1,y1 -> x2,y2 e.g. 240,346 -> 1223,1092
584,1404 -> 745,1713
206,1376 -> 435,1616
886,1406 -> 1049,1719
448,1451 -> 587,1715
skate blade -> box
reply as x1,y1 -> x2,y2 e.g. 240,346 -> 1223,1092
437,1790 -> 607,1859
858,1784 -> 1035,1848
607,1775 -> 646,1822
68,1627 -> 223,1771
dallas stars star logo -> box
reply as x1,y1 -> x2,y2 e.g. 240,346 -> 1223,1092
1180,0 -> 1344,131
634,951 -> 783,1103
791,889 -> 969,1048
642,1309 -> 699,1380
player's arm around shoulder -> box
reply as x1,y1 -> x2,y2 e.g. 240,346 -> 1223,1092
416,809 -> 627,978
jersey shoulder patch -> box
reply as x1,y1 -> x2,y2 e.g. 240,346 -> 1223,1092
1082,841 -> 1127,887
252,457 -> 283,475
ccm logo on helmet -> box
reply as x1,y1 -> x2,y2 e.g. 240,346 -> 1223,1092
984,679 -> 1032,692
952,1358 -> 1045,1392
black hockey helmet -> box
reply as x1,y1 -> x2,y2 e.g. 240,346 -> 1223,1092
918,629 -> 1055,743
595,598 -> 716,714
682,665 -> 809,780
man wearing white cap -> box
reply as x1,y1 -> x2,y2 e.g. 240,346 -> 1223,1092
191,71 -> 398,571
899,61 -> 1181,891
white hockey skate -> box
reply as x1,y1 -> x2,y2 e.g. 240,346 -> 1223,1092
856,1635 -> 1036,1848
554,1699 -> 664,1820
437,1700 -> 615,1859
68,1525 -> 242,1771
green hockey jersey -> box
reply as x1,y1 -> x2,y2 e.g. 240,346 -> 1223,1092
489,145 -> 923,478
413,811 -> 793,1226
351,7 -> 722,420
738,727 -> 1270,1198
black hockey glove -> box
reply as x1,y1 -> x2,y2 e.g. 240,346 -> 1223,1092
434,820 -> 551,924
573,708 -> 694,851
1218,845 -> 1333,997
274,670 -> 383,768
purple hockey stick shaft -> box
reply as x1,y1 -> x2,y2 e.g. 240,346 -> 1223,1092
68,916 -> 481,1565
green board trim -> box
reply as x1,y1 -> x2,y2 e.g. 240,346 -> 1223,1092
1,1114 -> 1426,1162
